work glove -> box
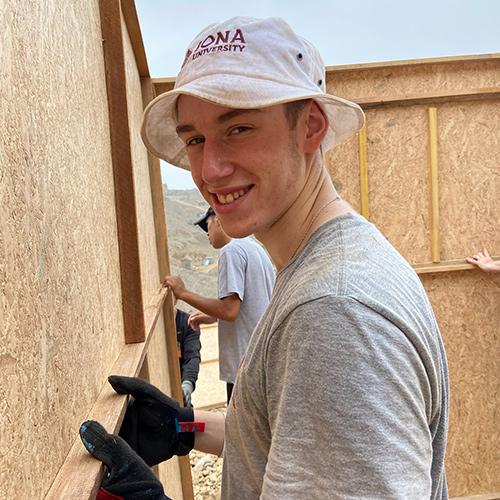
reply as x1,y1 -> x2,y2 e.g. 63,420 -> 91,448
79,420 -> 171,500
181,380 -> 194,407
108,375 -> 202,466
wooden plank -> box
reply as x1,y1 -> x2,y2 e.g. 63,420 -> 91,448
450,493 -> 500,500
141,76 -> 194,500
325,53 -> 500,72
428,107 -> 440,263
356,88 -> 500,109
413,257 -> 500,274
120,0 -> 149,77
46,286 -> 169,499
358,124 -> 369,219
100,0 -> 145,343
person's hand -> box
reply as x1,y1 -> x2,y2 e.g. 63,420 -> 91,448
466,248 -> 500,273
163,275 -> 187,300
181,380 -> 194,407
188,311 -> 217,330
79,420 -> 170,500
108,375 -> 195,466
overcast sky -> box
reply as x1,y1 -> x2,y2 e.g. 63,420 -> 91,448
135,0 -> 500,189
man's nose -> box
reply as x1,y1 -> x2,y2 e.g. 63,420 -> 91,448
201,141 -> 234,183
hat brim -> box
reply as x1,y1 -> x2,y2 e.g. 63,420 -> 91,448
141,74 -> 365,170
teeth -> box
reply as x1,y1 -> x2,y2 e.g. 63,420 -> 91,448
217,189 -> 247,205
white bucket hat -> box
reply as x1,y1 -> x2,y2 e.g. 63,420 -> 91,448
141,16 -> 365,170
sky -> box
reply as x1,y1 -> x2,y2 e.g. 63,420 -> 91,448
135,0 -> 500,189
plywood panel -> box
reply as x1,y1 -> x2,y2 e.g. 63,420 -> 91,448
122,14 -> 160,303
420,272 -> 500,497
0,1 -> 123,498
327,59 -> 500,102
437,100 -> 500,259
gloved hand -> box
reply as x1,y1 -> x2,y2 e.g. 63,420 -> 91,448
79,420 -> 171,500
181,380 -> 194,407
108,375 -> 200,466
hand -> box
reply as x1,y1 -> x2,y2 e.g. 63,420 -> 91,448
181,380 -> 194,407
466,248 -> 500,273
163,275 -> 187,300
79,420 -> 170,500
188,311 -> 217,330
108,375 -> 195,466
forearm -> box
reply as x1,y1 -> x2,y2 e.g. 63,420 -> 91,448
194,410 -> 225,456
179,290 -> 236,321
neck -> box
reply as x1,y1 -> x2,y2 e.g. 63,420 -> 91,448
256,160 -> 355,270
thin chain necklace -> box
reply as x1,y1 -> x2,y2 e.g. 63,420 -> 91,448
290,195 -> 341,260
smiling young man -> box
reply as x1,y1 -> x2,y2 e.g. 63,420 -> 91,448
80,17 -> 449,500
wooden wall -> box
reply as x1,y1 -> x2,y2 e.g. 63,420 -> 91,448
0,1 -> 190,498
325,55 -> 500,498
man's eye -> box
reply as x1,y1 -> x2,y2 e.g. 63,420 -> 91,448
229,126 -> 250,135
186,136 -> 204,146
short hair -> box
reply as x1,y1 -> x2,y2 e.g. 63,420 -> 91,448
284,99 -> 311,129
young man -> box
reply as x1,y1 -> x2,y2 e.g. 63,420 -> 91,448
81,17 -> 449,500
165,206 -> 275,403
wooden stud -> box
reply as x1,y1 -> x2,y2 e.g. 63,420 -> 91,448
413,257 -> 500,274
427,107 -> 440,263
99,0 -> 145,343
120,0 -> 150,77
358,124 -> 369,219
141,76 -> 195,500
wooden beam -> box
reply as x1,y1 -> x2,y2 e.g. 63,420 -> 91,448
413,257 -> 500,274
325,52 -> 500,72
355,88 -> 500,109
427,107 -> 440,263
358,124 -> 369,219
100,0 -> 145,343
449,493 -> 500,500
46,286 -> 169,499
120,0 -> 150,77
141,76 -> 195,500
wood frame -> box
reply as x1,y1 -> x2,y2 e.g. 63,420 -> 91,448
46,2 -> 193,498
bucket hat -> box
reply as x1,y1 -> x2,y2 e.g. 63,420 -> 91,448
141,16 -> 364,170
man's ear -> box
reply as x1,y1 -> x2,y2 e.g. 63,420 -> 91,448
303,101 -> 328,154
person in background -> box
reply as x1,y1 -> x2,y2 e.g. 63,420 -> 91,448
466,248 -> 500,273
175,307 -> 201,407
166,206 -> 275,404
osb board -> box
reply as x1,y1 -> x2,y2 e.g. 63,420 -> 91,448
0,1 -> 124,498
420,272 -> 500,497
326,59 -> 500,102
326,106 -> 431,263
437,100 -> 500,259
146,313 -> 184,500
122,12 -> 161,302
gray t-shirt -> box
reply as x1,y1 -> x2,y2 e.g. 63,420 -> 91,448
218,237 -> 275,384
223,214 -> 449,499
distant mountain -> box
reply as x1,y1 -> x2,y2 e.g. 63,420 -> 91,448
163,187 -> 218,312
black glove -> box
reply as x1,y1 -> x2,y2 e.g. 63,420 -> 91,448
79,420 -> 170,500
109,375 -> 196,466
181,381 -> 194,407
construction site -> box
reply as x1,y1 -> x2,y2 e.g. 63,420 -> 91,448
1,1 -> 499,499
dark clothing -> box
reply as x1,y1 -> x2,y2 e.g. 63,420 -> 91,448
226,383 -> 234,404
175,309 -> 201,388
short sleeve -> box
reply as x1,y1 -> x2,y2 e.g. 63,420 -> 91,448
218,245 -> 246,301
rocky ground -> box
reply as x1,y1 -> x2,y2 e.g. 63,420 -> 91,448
189,406 -> 225,499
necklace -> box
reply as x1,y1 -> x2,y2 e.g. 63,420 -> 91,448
290,195 -> 341,260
